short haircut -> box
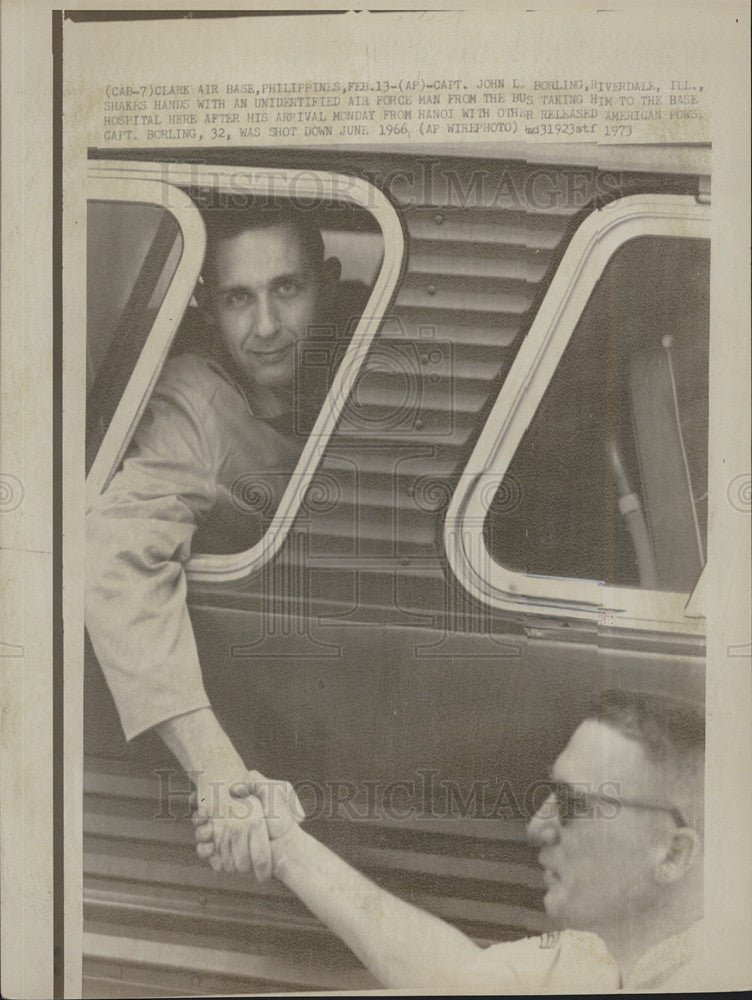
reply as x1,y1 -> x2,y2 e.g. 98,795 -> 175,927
586,688 -> 704,830
201,202 -> 325,286
585,688 -> 705,765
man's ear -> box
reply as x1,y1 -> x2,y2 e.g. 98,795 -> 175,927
320,256 -> 341,291
322,255 -> 341,282
194,278 -> 217,327
653,828 -> 701,885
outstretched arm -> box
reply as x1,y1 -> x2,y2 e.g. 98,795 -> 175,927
86,356 -> 270,873
275,824 -> 486,989
195,776 -> 522,991
158,708 -> 272,876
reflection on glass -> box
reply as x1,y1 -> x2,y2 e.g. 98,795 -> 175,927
86,202 -> 183,471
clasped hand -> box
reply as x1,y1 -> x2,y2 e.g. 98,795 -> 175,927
192,770 -> 303,878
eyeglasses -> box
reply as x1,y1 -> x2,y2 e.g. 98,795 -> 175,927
537,780 -> 689,829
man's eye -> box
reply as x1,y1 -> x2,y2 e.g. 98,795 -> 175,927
275,279 -> 302,298
225,290 -> 251,307
571,795 -> 590,816
565,790 -> 591,818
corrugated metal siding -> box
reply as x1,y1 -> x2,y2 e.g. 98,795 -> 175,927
84,758 -> 544,995
286,162 -> 581,568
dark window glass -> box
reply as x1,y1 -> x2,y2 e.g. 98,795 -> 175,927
86,201 -> 183,472
484,235 -> 709,593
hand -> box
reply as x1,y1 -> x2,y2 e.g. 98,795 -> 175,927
190,771 -> 272,877
193,770 -> 305,880
246,770 -> 306,843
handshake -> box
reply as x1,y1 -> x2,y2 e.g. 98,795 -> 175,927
191,771 -> 305,879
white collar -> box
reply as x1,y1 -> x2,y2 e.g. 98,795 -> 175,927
622,920 -> 703,989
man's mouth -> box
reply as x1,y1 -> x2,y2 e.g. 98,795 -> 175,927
249,345 -> 291,363
539,854 -> 561,885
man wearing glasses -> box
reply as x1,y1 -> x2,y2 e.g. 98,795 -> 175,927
194,688 -> 705,990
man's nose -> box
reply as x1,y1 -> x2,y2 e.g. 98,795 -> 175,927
526,794 -> 561,845
253,293 -> 281,340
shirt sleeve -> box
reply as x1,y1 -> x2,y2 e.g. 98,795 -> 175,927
85,356 -> 221,740
470,934 -> 559,990
477,931 -> 618,992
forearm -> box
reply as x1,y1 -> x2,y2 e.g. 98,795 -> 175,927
157,707 -> 247,787
274,825 -> 483,989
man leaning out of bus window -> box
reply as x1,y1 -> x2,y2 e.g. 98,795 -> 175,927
86,203 -> 362,876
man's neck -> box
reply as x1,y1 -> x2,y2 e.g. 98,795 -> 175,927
250,384 -> 290,421
597,896 -> 702,984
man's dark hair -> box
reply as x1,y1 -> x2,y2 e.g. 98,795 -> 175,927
201,202 -> 326,285
586,688 -> 705,764
585,688 -> 705,832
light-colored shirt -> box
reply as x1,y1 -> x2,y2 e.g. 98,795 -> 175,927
85,351 -> 305,740
478,922 -> 704,992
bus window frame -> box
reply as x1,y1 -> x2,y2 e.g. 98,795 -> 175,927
85,178 -> 206,504
444,193 -> 711,635
85,162 -> 405,584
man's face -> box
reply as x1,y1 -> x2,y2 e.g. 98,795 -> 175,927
527,720 -> 676,935
207,222 -> 322,393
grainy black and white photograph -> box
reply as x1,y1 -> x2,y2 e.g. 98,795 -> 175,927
82,149 -> 711,993
1,4 -> 750,998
